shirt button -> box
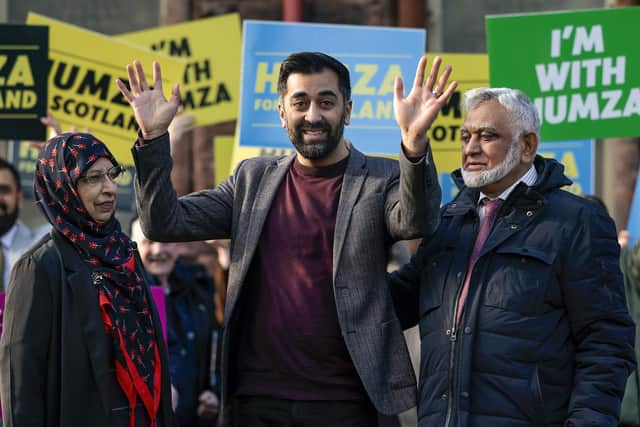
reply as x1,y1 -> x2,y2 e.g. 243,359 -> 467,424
441,393 -> 448,400
446,329 -> 451,336
187,331 -> 195,340
464,327 -> 472,334
180,348 -> 187,356
461,392 -> 470,399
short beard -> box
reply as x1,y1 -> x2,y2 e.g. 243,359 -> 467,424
462,137 -> 521,188
287,114 -> 346,161
0,205 -> 19,236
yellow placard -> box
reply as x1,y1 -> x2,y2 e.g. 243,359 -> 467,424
119,14 -> 241,128
428,53 -> 488,173
213,135 -> 234,185
27,12 -> 186,165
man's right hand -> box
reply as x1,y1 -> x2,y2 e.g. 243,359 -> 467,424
116,60 -> 181,142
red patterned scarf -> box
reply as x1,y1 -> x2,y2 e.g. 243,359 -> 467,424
34,133 -> 161,426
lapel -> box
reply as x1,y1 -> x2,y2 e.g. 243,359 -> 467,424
332,148 -> 367,281
51,231 -> 112,418
236,154 -> 295,291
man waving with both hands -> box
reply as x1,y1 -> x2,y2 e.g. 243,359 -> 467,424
117,52 -> 455,427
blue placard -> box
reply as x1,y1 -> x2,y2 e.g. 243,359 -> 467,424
439,139 -> 595,204
628,168 -> 640,245
238,20 -> 426,155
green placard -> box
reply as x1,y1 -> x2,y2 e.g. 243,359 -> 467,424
487,7 -> 640,140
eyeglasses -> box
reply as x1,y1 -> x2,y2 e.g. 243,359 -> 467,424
78,165 -> 126,186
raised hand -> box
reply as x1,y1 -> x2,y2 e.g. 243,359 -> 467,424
116,61 -> 181,141
394,56 -> 457,156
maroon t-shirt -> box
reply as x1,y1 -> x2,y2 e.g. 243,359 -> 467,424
235,155 -> 366,400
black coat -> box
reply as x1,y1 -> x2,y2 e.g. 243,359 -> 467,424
391,156 -> 637,427
0,230 -> 176,427
162,261 -> 220,426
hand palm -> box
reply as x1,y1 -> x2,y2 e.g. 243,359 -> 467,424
392,56 -> 457,151
395,91 -> 443,135
116,61 -> 181,140
130,89 -> 177,137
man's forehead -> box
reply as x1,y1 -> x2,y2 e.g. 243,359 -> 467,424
461,121 -> 500,132
462,102 -> 510,130
285,70 -> 340,93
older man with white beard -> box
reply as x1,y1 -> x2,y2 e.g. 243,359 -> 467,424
390,88 -> 636,427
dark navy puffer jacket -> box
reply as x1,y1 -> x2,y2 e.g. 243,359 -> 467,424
390,156 -> 636,427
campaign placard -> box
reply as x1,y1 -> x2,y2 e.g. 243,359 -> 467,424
0,25 -> 48,140
26,13 -> 186,165
239,20 -> 426,156
428,53 -> 488,174
628,169 -> 640,245
487,7 -> 640,140
118,14 -> 241,127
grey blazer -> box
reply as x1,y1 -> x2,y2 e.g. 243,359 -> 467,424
3,221 -> 49,291
132,134 -> 441,422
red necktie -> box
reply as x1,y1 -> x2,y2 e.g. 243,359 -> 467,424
455,198 -> 503,325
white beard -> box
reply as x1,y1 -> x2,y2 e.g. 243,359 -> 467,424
462,139 -> 521,188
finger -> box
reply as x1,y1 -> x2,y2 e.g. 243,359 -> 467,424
440,80 -> 459,103
127,63 -> 141,95
169,82 -> 181,107
394,76 -> 404,102
153,61 -> 163,94
412,56 -> 427,89
135,60 -> 150,91
116,78 -> 134,103
424,56 -> 442,92
434,64 -> 452,95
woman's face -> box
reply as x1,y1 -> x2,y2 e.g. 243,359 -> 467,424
76,157 -> 118,224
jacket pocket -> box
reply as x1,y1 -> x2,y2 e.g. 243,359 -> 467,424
419,252 -> 450,316
483,245 -> 556,315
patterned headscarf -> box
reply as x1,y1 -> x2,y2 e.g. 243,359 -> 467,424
34,133 -> 161,426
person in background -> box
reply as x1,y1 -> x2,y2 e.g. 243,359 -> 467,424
0,158 -> 48,293
619,230 -> 640,427
0,133 -> 175,426
390,87 -> 636,426
117,51 -> 454,427
131,217 -> 221,427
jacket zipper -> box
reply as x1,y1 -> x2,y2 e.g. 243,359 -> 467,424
444,271 -> 464,427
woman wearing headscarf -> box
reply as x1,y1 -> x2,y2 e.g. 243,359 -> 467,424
0,133 -> 175,427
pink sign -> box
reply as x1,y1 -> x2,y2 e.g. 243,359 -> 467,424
0,291 -> 4,419
150,286 -> 167,344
